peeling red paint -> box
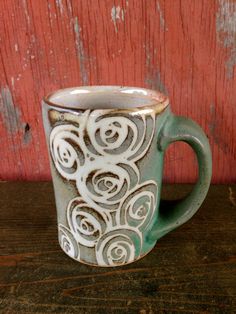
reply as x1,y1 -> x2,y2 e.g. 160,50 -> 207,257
216,0 -> 236,78
0,0 -> 235,182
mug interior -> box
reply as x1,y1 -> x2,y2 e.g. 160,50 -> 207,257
44,86 -> 168,110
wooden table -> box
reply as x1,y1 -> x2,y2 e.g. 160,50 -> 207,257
0,183 -> 235,313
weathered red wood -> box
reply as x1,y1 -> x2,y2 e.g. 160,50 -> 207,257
0,0 -> 235,182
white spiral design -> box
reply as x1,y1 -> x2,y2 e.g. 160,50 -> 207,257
77,163 -> 131,211
50,125 -> 85,180
119,182 -> 157,231
87,112 -> 138,156
67,198 -> 107,247
58,224 -> 79,259
95,229 -> 141,266
49,109 -> 158,266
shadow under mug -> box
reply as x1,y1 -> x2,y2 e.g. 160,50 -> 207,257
42,86 -> 212,267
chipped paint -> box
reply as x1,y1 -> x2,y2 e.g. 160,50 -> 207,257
14,43 -> 18,52
216,0 -> 236,78
22,0 -> 30,25
111,6 -> 125,33
66,0 -> 73,15
209,103 -> 228,153
0,87 -> 32,145
31,34 -> 36,43
145,71 -> 168,95
144,44 -> 168,94
156,1 -> 166,30
121,9 -> 125,21
73,17 -> 89,85
23,123 -> 32,145
55,0 -> 63,14
11,77 -> 15,89
48,2 -> 53,22
16,74 -> 22,81
0,87 -> 22,134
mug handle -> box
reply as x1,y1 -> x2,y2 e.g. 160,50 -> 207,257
147,114 -> 212,242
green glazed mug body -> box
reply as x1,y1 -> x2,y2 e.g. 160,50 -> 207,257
42,86 -> 212,267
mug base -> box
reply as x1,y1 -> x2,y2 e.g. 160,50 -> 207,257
59,241 -> 157,268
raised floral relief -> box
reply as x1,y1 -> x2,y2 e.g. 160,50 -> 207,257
50,109 -> 158,266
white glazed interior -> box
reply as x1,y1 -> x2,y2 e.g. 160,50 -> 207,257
44,86 -> 168,110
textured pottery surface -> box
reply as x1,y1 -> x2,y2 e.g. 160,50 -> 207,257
42,86 -> 212,267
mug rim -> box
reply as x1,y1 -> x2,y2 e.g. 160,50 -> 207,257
43,85 -> 169,113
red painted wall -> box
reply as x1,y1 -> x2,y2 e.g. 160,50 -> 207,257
0,0 -> 235,182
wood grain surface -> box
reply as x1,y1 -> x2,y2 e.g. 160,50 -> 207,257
0,0 -> 235,182
0,182 -> 235,313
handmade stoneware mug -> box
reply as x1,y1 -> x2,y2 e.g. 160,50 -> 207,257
42,86 -> 212,267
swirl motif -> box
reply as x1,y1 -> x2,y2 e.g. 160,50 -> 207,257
50,125 -> 85,180
119,182 -> 157,231
95,229 -> 141,266
58,224 -> 79,259
50,109 -> 158,266
86,111 -> 155,161
67,198 -> 107,247
77,163 -> 131,211
87,112 -> 138,156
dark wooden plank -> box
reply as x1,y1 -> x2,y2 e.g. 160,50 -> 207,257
0,182 -> 235,313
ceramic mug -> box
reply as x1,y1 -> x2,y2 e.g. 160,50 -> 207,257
42,86 -> 212,267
